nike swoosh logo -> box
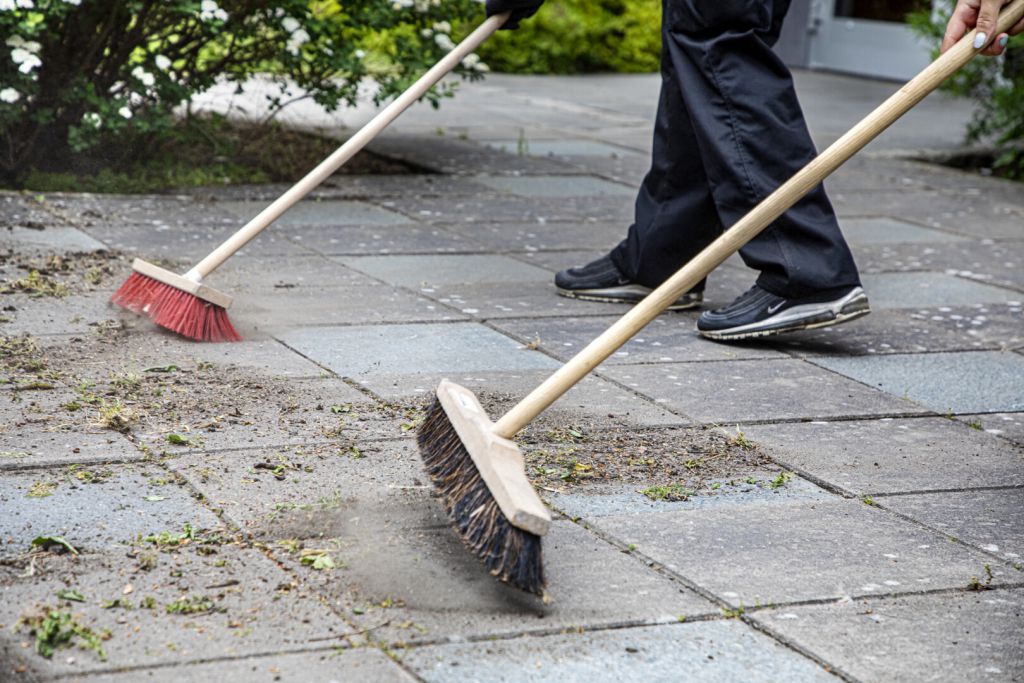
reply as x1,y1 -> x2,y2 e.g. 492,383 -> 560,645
766,301 -> 785,314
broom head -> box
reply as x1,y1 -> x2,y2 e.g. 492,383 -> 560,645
111,259 -> 241,343
418,380 -> 552,598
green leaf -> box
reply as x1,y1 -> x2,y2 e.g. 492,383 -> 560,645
143,364 -> 179,373
165,434 -> 189,445
56,589 -> 86,603
31,536 -> 79,555
144,495 -> 166,502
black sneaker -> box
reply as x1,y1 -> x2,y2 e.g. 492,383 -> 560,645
555,255 -> 702,311
697,285 -> 870,340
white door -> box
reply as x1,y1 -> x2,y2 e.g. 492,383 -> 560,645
808,0 -> 935,80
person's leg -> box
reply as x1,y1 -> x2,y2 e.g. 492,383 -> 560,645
553,5 -> 719,310
608,15 -> 723,291
662,0 -> 862,299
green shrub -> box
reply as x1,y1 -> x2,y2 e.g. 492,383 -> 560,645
0,0 -> 486,186
475,0 -> 661,74
909,3 -> 1024,179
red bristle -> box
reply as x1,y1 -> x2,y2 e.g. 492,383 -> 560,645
112,272 -> 241,342
110,272 -> 160,313
151,288 -> 242,342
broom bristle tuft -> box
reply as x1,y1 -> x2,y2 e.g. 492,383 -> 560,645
110,271 -> 159,313
417,397 -> 545,596
111,272 -> 241,342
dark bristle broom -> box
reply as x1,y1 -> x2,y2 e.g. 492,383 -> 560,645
417,0 -> 1024,599
111,13 -> 511,342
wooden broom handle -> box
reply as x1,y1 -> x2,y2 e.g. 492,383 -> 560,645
493,0 -> 1024,439
185,13 -> 510,281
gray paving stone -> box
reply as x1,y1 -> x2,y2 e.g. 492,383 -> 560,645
278,323 -> 559,377
401,620 -> 836,683
166,440 -> 424,534
811,351 -> 1024,414
853,239 -> 1024,293
0,226 -> 108,252
340,254 -> 551,288
602,359 -> 925,424
492,316 -> 787,365
1,391 -> 142,470
739,418 -> 1024,495
218,199 -> 412,227
443,220 -> 628,252
958,412 -> 1024,446
754,590 -> 1024,683
518,248 -> 610,274
545,478 -> 830,520
45,194 -> 242,229
595,497 -> 1015,606
64,648 -> 415,683
233,285 -> 453,331
484,139 -> 633,157
423,281 -> 636,319
137,377 -> 382,453
0,546 -> 358,679
860,272 -> 1019,309
831,189 -> 1024,239
0,194 -> 64,228
368,134 -> 583,176
0,464 -> 220,558
878,489 -> 1024,563
840,217 -> 968,245
83,222 -> 315,262
474,175 -> 635,198
93,333 -> 327,379
0,291 -> 127,338
763,306 -> 1015,357
354,370 -> 687,428
286,223 -> 479,256
282,497 -> 716,646
375,194 -> 633,225
200,174 -> 494,201
207,254 -> 379,291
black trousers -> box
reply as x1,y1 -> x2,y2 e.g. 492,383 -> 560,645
609,0 -> 861,299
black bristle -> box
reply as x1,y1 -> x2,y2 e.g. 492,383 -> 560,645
417,396 -> 546,596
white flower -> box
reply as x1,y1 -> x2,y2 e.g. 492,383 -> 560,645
286,29 -> 309,55
131,66 -> 155,87
154,54 -> 171,70
432,21 -> 451,33
434,34 -> 455,51
281,16 -> 300,33
392,0 -> 413,8
7,36 -> 41,53
353,49 -> 365,59
118,106 -> 132,119
12,48 -> 41,73
1,0 -> 34,8
63,0 -> 81,5
82,112 -> 102,127
0,87 -> 20,103
199,0 -> 227,22
420,28 -> 433,38
463,53 -> 480,68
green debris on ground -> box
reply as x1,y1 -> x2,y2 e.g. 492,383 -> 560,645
165,595 -> 217,615
0,270 -> 70,298
16,609 -> 109,661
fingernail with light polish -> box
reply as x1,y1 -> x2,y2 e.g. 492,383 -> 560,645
999,35 -> 1009,47
974,32 -> 987,49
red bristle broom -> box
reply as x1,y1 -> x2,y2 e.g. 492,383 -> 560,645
111,13 -> 510,342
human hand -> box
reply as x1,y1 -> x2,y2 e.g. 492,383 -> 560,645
485,0 -> 544,30
942,0 -> 1024,55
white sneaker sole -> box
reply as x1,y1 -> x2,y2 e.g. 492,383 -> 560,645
698,287 -> 871,341
556,284 -> 702,311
